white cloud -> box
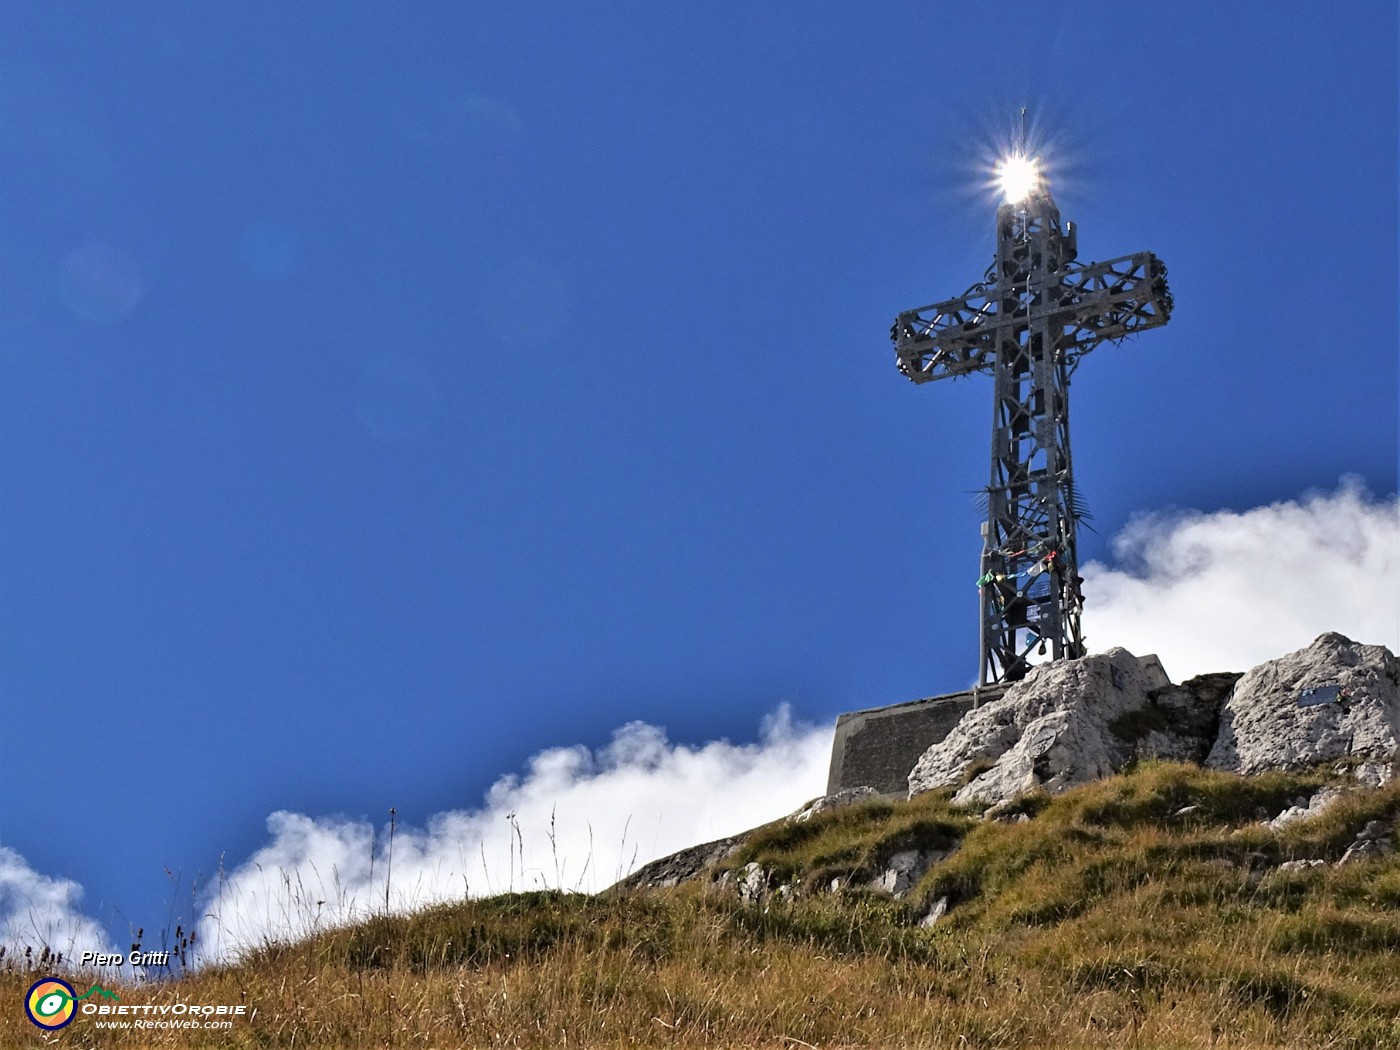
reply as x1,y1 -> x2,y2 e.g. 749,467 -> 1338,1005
197,705 -> 830,962
0,846 -> 116,965
1082,478 -> 1399,680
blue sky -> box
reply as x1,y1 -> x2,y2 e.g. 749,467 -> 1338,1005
2,3 -> 1396,958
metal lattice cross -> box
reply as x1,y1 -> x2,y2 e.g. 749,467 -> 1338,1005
891,175 -> 1172,685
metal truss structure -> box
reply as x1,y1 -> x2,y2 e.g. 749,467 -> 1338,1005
892,176 -> 1172,685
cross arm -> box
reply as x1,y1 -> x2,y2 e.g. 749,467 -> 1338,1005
1051,252 -> 1172,363
891,252 -> 1172,384
891,279 -> 1001,384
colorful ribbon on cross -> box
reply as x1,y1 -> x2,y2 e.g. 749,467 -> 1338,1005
976,549 -> 1059,587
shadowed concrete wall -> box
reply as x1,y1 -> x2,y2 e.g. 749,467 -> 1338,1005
827,687 -> 1006,797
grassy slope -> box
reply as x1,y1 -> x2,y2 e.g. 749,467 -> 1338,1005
5,763 -> 1400,1049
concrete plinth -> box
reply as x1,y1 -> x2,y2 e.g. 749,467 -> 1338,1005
826,686 -> 1005,797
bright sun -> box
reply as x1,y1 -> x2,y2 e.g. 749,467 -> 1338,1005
996,153 -> 1039,203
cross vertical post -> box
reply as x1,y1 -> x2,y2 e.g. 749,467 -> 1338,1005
892,166 -> 1172,685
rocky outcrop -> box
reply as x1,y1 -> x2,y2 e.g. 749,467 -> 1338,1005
1206,634 -> 1400,775
907,634 -> 1397,809
1353,759 -> 1394,788
1272,816 -> 1397,874
1264,785 -> 1347,830
717,845 -> 953,906
1137,672 -> 1240,763
868,848 -> 948,898
619,633 -> 1398,904
907,648 -> 1202,806
613,834 -> 746,892
1338,820 -> 1393,866
788,786 -> 880,824
617,790 -> 885,893
917,895 -> 950,927
734,861 -> 770,903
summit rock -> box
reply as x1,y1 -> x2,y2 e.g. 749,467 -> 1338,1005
906,647 -> 1184,806
907,633 -> 1398,808
1206,633 -> 1399,776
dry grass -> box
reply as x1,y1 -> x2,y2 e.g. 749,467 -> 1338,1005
5,762 -> 1399,1048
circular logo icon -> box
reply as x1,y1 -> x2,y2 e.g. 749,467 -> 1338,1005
25,977 -> 77,1030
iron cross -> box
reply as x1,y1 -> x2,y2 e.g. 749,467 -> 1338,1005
891,171 -> 1172,685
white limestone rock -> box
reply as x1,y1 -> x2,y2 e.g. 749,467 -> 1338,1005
788,786 -> 880,824
737,861 -> 768,903
868,848 -> 948,898
1337,820 -> 1394,867
1277,859 -> 1326,873
907,648 -> 1175,806
1264,785 -> 1347,830
1206,634 -> 1399,775
1352,760 -> 1395,788
917,895 -> 950,927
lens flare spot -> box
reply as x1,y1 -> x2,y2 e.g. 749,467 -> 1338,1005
996,154 -> 1039,203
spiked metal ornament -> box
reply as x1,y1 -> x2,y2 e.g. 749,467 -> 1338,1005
892,171 -> 1172,685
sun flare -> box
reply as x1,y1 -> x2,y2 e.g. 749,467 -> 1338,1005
996,153 -> 1039,203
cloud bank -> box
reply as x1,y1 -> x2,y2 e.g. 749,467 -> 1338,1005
1082,478 -> 1398,680
0,847 -> 116,964
197,706 -> 831,961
